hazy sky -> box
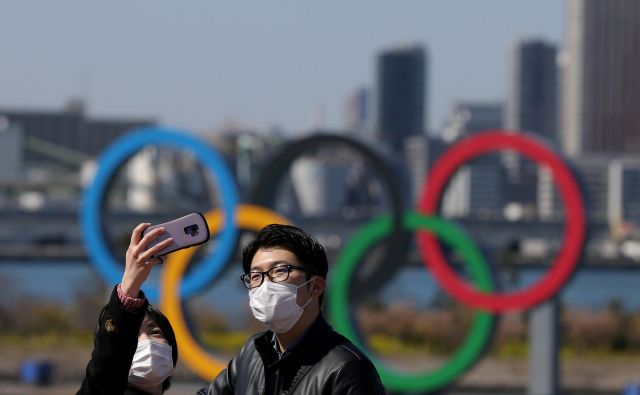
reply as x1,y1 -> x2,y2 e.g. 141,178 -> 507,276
0,1 -> 563,135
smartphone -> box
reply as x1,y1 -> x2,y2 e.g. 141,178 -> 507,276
141,212 -> 210,257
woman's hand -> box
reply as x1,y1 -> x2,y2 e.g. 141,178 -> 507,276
121,222 -> 174,297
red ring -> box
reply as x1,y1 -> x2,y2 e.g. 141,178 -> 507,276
417,130 -> 586,312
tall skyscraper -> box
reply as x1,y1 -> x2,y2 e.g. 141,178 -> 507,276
504,40 -> 558,210
506,39 -> 558,145
562,0 -> 640,156
375,45 -> 428,153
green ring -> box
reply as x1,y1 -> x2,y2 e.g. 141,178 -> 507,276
328,212 -> 496,393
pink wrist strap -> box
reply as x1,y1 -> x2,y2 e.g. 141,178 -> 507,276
117,283 -> 147,311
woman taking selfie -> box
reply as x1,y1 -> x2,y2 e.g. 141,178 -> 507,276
77,223 -> 178,395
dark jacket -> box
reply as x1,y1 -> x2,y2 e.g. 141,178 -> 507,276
76,285 -> 151,395
198,315 -> 385,395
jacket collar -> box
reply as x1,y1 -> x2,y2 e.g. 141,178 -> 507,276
254,314 -> 336,369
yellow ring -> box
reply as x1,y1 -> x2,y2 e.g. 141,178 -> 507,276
159,204 -> 290,380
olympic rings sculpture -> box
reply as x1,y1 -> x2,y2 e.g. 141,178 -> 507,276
80,127 -> 586,393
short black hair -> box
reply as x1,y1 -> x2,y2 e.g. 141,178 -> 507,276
242,224 -> 328,279
145,305 -> 178,393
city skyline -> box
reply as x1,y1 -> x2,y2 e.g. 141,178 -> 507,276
0,1 -> 562,135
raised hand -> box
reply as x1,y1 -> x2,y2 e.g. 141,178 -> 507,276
121,223 -> 174,297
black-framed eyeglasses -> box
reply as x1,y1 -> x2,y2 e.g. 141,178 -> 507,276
240,264 -> 311,289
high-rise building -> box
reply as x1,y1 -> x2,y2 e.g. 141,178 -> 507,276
504,39 -> 559,208
562,0 -> 640,156
506,39 -> 558,145
375,45 -> 428,153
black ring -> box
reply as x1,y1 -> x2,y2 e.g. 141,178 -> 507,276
249,133 -> 409,302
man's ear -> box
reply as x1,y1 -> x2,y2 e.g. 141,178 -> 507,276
311,276 -> 326,297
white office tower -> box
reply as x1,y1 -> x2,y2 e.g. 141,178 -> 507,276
562,0 -> 640,156
290,157 -> 348,217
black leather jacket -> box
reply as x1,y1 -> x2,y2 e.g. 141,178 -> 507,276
198,315 -> 385,394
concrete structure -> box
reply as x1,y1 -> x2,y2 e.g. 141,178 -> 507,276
0,121 -> 23,182
562,0 -> 640,156
0,102 -> 154,169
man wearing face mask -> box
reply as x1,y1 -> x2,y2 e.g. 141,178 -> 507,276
199,224 -> 385,394
77,223 -> 178,395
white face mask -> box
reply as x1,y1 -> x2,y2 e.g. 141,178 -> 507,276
249,278 -> 314,333
128,340 -> 174,390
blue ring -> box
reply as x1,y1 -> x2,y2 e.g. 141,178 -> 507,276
80,127 -> 238,301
